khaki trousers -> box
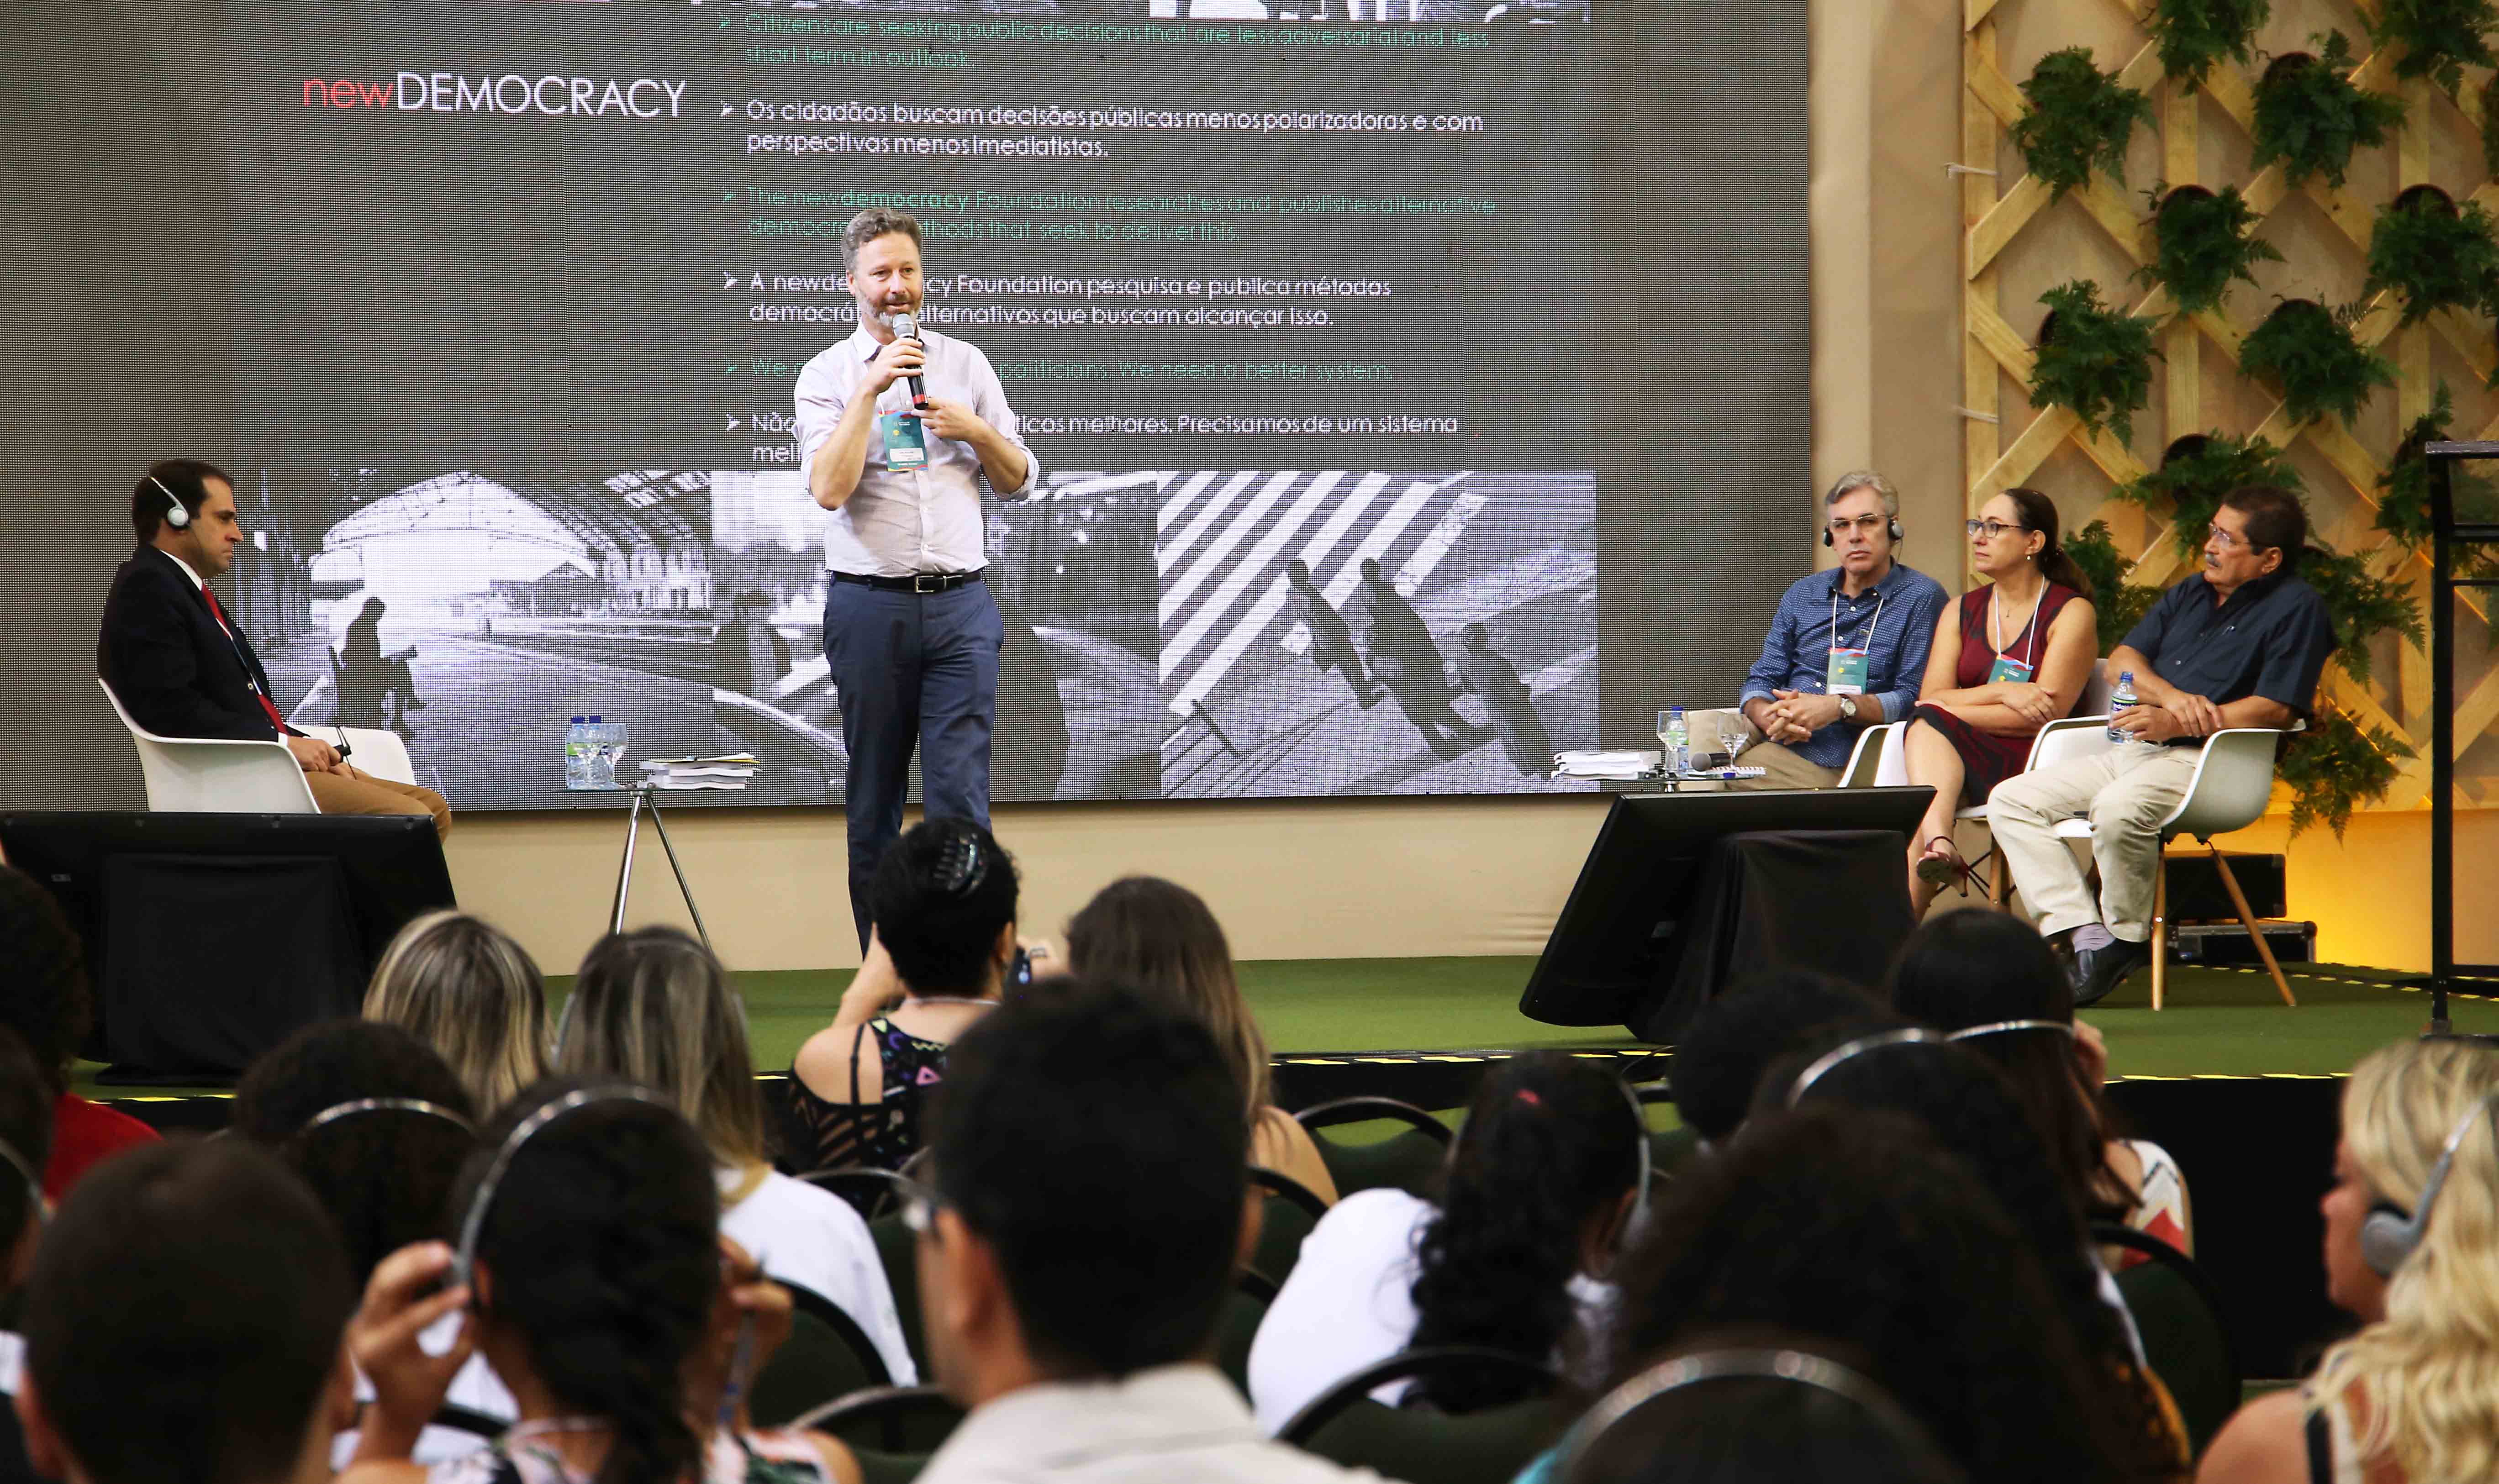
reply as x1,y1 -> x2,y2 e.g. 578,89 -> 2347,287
306,769 -> 452,841
1684,709 -> 1844,790
1987,742 -> 2201,942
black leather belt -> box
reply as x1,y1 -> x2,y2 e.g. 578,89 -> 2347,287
833,569 -> 986,594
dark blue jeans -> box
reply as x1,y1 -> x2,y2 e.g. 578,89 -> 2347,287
823,576 -> 1003,949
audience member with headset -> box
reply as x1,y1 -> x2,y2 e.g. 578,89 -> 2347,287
99,458 -> 450,837
340,1081 -> 862,1484
231,1020 -> 514,1463
1887,910 -> 2192,1258
1765,1027 -> 2189,1473
0,1026 -> 56,1484
1249,1051 -> 1645,1433
902,979 -> 1377,1484
558,926 -> 916,1386
363,910 -> 554,1116
16,1141 -> 361,1484
0,865 -> 157,1198
1897,485 -> 2100,912
1665,966 -> 1898,1151
1708,469 -> 1948,791
1558,1105 -> 2148,1484
2198,1036 -> 2499,1484
1062,874 -> 1338,1204
782,820 -> 1016,1184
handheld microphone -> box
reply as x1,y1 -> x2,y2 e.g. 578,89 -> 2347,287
894,311 -> 928,407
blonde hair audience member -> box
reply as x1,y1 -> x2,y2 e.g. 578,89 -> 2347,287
361,911 -> 550,1114
2199,1036 -> 2499,1484
1066,876 -> 1336,1203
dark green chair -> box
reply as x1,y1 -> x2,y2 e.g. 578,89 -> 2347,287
2093,1221 -> 2241,1458
1247,1166 -> 1330,1289
749,1280 -> 894,1428
1297,1096 -> 1453,1199
1279,1346 -> 1566,1484
795,1384 -> 964,1464
801,1166 -> 913,1221
868,1210 -> 930,1382
1213,1269 -> 1277,1398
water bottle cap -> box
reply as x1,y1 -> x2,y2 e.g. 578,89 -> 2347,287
588,715 -> 603,722
570,716 -> 586,724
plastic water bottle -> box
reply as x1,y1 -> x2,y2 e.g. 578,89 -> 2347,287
2106,672 -> 2137,745
1664,706 -> 1690,776
564,716 -> 591,791
586,715 -> 614,789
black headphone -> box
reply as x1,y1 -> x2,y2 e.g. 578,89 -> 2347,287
148,474 -> 190,531
2360,1089 -> 2499,1278
1824,512 -> 1905,547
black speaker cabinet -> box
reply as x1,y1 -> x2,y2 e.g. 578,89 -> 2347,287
2163,851 -> 2287,921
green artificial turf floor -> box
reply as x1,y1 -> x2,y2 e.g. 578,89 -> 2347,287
76,956 -> 2499,1102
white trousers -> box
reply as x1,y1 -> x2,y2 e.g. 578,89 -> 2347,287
1987,742 -> 2203,942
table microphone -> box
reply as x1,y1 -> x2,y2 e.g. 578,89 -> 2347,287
894,311 -> 929,408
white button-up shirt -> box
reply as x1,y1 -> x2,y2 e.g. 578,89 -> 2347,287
914,1364 -> 1384,1484
791,325 -> 1040,578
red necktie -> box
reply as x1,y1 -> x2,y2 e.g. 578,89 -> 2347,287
199,587 -> 292,738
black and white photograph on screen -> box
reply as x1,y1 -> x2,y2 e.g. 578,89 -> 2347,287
227,467 -> 745,808
713,468 -> 1165,805
1158,468 -> 1598,798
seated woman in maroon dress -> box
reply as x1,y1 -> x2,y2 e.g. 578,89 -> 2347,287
1903,487 -> 2100,914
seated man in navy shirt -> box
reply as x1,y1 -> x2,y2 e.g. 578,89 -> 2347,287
1991,485 -> 2334,1006
1713,471 -> 1949,789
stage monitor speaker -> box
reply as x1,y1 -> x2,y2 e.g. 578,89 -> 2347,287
1519,787 -> 1933,1037
2164,851 -> 2288,921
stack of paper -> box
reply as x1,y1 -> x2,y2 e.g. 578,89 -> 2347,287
640,754 -> 761,791
1552,749 -> 1661,780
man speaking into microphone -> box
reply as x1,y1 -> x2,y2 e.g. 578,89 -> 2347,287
794,207 -> 1041,950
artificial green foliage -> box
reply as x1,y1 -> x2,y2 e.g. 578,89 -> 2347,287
2367,0 -> 2499,95
2362,193 -> 2499,325
2276,703 -> 2413,837
2114,432 -> 2304,563
2065,520 -> 2167,652
2302,541 -> 2426,685
2029,281 -> 2161,445
2147,0 -> 2269,83
2376,383 -> 2499,600
2249,32 -> 2405,189
2237,299 -> 2396,426
2485,71 -> 2499,179
2009,48 -> 2154,199
2143,185 -> 2285,314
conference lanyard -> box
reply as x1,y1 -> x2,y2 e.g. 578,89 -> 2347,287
1826,589 -> 1883,696
1986,585 -> 2044,685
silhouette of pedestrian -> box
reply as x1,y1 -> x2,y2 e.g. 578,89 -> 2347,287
1456,623 -> 1553,778
1356,559 -> 1470,759
1283,559 -> 1384,707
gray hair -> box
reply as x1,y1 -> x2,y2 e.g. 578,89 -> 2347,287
362,911 -> 551,1115
841,208 -> 923,277
1823,469 -> 1900,519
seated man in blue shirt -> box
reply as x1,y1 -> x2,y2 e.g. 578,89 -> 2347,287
1713,472 -> 1949,789
1990,485 -> 2336,1006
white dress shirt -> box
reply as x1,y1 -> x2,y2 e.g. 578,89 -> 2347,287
718,1166 -> 918,1385
791,325 -> 1039,578
915,1364 -> 1382,1484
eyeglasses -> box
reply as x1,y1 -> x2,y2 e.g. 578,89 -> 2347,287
1963,519 -> 2030,540
2205,523 -> 2268,552
1826,514 -> 1887,536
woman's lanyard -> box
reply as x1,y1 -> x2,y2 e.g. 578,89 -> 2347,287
1825,589 -> 1884,695
1986,583 -> 2044,684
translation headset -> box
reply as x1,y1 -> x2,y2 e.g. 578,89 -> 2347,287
0,1135 -> 47,1232
1945,1019 -> 2076,1045
1823,513 -> 1904,547
1617,1080 -> 1655,1233
1556,1347 -> 1941,1475
147,474 -> 190,531
2359,1088 -> 2499,1278
295,1097 -> 475,1141
450,1085 -> 671,1294
1786,1028 -> 1948,1108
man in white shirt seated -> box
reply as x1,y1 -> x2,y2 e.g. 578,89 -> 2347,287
907,981 -> 1381,1484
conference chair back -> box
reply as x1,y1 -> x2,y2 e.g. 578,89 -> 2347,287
1296,1096 -> 1454,1200
2093,1222 -> 2240,1458
99,676 -> 318,813
748,1279 -> 895,1428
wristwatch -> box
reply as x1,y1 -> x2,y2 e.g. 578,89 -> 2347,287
1838,695 -> 1859,721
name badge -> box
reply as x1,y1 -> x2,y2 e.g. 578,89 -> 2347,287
879,410 -> 928,470
1826,647 -> 1870,695
1987,653 -> 2035,685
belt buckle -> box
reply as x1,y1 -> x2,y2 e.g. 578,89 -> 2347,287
913,572 -> 941,595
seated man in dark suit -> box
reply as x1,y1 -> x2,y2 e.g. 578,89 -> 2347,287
98,459 -> 449,838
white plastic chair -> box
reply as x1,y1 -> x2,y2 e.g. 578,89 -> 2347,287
1846,660 -> 2114,905
98,677 -> 416,812
2028,715 -> 2297,1011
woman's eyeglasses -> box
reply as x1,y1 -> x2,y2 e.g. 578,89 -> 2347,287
1963,519 -> 2030,540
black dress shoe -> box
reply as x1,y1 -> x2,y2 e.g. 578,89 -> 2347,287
2069,938 -> 2151,1008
